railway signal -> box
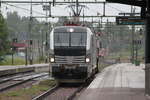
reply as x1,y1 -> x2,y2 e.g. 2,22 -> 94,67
11,38 -> 17,65
12,38 -> 18,51
13,38 -> 17,43
139,28 -> 143,36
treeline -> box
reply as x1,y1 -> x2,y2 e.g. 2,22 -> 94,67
6,11 -> 49,42
0,13 -> 10,60
102,22 -> 132,54
0,11 -> 51,61
101,22 -> 145,58
0,11 -> 145,60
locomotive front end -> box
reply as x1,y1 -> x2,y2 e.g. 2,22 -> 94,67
49,26 -> 92,83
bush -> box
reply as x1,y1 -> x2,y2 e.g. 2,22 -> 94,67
135,60 -> 140,66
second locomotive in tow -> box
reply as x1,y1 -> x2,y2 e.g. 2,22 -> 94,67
49,26 -> 100,83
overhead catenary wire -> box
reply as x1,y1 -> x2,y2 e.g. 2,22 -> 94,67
2,2 -> 138,19
4,3 -> 46,16
106,4 -> 129,13
5,3 -> 43,6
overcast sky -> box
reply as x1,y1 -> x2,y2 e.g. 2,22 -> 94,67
0,0 -> 141,22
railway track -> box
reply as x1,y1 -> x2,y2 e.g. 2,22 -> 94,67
32,84 -> 85,100
0,73 -> 48,92
0,70 -> 34,79
0,72 -> 38,84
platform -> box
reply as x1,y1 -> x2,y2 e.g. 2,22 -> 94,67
0,64 -> 49,76
77,63 -> 149,100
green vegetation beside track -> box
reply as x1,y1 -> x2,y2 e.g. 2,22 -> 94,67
0,79 -> 57,100
0,56 -> 46,65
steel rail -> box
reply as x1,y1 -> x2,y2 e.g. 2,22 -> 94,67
0,73 -> 48,92
32,84 -> 85,100
0,72 -> 36,84
66,86 -> 85,100
32,85 -> 59,100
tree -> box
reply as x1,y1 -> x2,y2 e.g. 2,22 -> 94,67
6,12 -> 21,39
6,11 -> 50,41
101,21 -> 132,56
0,13 -> 10,61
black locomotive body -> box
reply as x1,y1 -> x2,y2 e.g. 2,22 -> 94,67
49,26 -> 99,83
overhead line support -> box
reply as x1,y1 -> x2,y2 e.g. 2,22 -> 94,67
0,1 -> 111,4
31,15 -> 126,18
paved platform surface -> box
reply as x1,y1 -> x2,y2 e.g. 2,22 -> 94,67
77,63 -> 149,100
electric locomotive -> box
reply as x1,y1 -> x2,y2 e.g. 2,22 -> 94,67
49,26 -> 99,83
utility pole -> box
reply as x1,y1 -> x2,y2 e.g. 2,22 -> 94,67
41,29 -> 44,60
82,8 -> 85,25
25,45 -> 28,65
103,2 -> 106,16
45,0 -> 48,63
91,17 -> 94,30
145,0 -> 150,95
42,1 -> 51,63
0,0 -> 1,14
76,0 -> 79,16
38,40 -> 40,63
28,0 -> 33,65
134,29 -> 143,66
49,2 -> 51,17
0,0 -> 2,20
119,26 -> 122,62
106,19 -> 109,56
135,38 -> 138,65
131,6 -> 135,64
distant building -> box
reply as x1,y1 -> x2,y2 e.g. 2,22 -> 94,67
12,43 -> 26,52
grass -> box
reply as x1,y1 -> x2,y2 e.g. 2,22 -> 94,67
6,92 -> 20,97
0,56 -> 46,65
105,48 -> 144,60
0,57 -> 25,65
0,79 -> 57,100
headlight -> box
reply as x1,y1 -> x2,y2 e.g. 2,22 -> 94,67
50,58 -> 55,62
86,58 -> 90,63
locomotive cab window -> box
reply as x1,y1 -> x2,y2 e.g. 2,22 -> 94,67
71,32 -> 86,46
54,32 -> 87,47
54,32 -> 69,46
